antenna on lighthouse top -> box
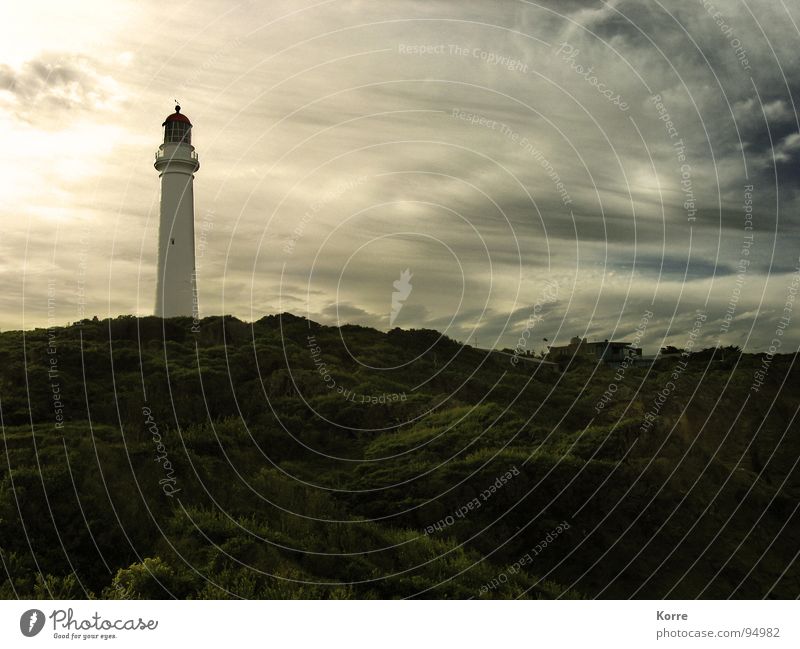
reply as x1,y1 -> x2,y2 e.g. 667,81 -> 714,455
174,100 -> 181,112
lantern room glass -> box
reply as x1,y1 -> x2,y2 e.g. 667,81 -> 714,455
164,121 -> 191,145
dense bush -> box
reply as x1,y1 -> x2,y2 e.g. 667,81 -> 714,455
0,315 -> 797,598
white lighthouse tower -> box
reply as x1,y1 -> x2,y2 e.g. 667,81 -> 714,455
154,104 -> 200,318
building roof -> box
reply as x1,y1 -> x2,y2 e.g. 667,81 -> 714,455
162,104 -> 192,126
548,340 -> 633,350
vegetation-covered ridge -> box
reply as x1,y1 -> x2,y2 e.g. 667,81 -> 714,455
0,314 -> 797,599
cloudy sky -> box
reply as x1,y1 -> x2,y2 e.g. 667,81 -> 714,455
2,0 -> 800,353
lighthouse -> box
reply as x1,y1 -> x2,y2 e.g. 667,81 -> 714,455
154,104 -> 200,318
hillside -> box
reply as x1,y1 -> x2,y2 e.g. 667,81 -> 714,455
0,314 -> 798,599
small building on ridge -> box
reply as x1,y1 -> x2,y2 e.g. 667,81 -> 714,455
546,336 -> 642,365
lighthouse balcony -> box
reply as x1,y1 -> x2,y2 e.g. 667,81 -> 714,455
155,148 -> 198,162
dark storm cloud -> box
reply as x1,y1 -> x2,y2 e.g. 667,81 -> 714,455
0,53 -> 123,123
625,254 -> 736,279
547,0 -> 799,204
